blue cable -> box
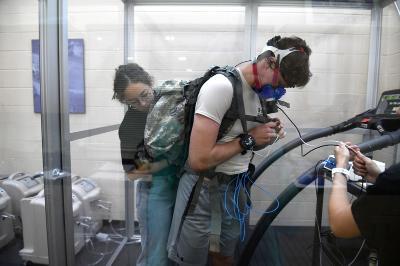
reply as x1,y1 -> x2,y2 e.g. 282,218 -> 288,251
223,171 -> 280,241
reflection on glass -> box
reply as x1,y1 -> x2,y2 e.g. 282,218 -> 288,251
0,0 -> 43,264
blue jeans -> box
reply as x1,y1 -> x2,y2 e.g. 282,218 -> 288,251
136,175 -> 177,266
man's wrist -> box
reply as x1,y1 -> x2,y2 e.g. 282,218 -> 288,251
238,133 -> 256,155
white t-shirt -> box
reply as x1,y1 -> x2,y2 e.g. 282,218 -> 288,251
195,68 -> 263,175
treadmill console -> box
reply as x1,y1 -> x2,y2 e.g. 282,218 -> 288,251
359,89 -> 400,133
375,89 -> 400,115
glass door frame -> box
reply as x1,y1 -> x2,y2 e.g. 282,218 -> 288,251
39,0 -> 75,265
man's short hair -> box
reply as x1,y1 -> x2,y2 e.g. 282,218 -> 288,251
258,35 -> 312,88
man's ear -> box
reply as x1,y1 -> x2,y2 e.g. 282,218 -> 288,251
267,56 -> 277,69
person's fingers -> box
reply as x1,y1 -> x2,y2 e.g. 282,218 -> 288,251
354,154 -> 364,163
354,169 -> 367,177
353,161 -> 365,169
278,130 -> 286,139
351,145 -> 360,153
356,151 -> 369,161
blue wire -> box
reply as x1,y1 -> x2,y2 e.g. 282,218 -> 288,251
223,171 -> 281,242
246,174 -> 280,214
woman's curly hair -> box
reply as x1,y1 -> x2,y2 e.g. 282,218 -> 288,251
113,63 -> 154,102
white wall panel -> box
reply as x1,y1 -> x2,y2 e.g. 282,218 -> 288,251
135,32 -> 244,52
68,0 -> 124,13
135,51 -> 243,71
305,72 -> 367,94
380,74 -> 400,91
375,3 -> 400,165
0,13 -> 38,33
84,51 -> 123,70
380,53 -> 400,75
0,88 -> 34,106
0,70 -> 32,88
0,51 -> 32,69
69,107 -> 124,132
85,70 -> 115,87
310,53 -> 369,74
0,32 -> 39,51
68,12 -> 124,32
0,107 -> 41,128
133,5 -> 247,81
134,6 -> 244,28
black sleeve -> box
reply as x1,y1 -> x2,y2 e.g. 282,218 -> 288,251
351,163 -> 400,263
118,109 -> 147,172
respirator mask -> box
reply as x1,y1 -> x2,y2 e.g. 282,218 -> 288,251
253,45 -> 301,114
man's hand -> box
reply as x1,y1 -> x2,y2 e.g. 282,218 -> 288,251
353,152 -> 382,183
249,119 -> 285,146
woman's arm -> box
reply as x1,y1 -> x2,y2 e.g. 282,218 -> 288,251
328,142 -> 361,238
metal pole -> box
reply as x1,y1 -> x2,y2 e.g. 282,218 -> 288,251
39,0 -> 74,264
244,0 -> 258,60
365,2 -> 382,109
312,175 -> 325,266
122,0 -> 139,242
395,0 -> 400,15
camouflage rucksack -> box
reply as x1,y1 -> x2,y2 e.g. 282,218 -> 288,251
142,66 -> 248,169
144,79 -> 187,164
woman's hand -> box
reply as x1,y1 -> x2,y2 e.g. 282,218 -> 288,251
334,142 -> 350,168
353,152 -> 382,183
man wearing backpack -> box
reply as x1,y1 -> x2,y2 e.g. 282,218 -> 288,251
114,63 -> 178,266
167,36 -> 312,266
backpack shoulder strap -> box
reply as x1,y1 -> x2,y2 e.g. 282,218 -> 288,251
217,66 -> 248,139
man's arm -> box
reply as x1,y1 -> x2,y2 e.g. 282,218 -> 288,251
188,114 -> 283,172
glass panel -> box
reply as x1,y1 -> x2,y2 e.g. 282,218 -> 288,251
252,6 -> 372,263
129,5 -> 247,265
68,0 -> 125,132
374,2 -> 400,164
134,5 -> 246,81
67,0 -> 128,265
258,6 -> 371,127
67,4 -> 247,265
248,177 -> 367,265
71,132 -> 130,265
0,0 -> 47,264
